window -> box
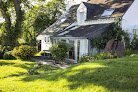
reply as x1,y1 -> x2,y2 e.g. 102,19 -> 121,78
61,18 -> 66,22
45,37 -> 50,43
101,9 -> 115,17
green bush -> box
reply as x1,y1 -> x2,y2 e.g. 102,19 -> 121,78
28,62 -> 59,75
3,51 -> 15,60
12,47 -> 20,59
12,45 -> 37,60
124,48 -> 132,56
79,52 -> 114,63
80,55 -> 89,63
50,41 -> 70,62
105,52 -> 114,59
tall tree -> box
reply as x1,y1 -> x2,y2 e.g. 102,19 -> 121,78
0,0 -> 24,49
22,0 -> 65,46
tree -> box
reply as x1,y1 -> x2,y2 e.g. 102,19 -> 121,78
0,0 -> 24,49
50,41 -> 70,63
22,0 -> 65,46
0,0 -> 65,48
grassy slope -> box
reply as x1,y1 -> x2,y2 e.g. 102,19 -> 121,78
0,54 -> 138,92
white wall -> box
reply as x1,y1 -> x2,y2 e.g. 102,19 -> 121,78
41,40 -> 52,51
122,0 -> 138,39
36,35 -> 52,51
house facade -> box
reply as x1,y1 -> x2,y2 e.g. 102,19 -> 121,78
37,0 -> 138,61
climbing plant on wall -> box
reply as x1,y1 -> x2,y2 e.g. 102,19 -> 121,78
90,18 -> 130,50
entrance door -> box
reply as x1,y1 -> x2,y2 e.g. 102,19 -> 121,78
69,40 -> 75,60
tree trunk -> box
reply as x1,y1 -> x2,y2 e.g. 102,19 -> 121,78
13,0 -> 22,32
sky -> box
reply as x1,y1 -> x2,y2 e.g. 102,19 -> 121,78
0,17 -> 4,23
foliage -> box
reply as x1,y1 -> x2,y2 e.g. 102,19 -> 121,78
28,62 -> 59,75
3,51 -> 15,60
50,41 -> 70,62
90,18 -> 130,50
12,45 -> 37,60
0,0 -> 65,48
12,47 -> 19,59
80,52 -> 113,63
0,0 -> 24,49
22,0 -> 65,46
124,48 -> 132,56
130,37 -> 138,50
28,62 -> 43,75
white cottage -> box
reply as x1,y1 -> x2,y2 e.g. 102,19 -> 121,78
36,0 -> 87,51
37,0 -> 138,61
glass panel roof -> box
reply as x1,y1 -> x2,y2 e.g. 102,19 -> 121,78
101,9 -> 115,17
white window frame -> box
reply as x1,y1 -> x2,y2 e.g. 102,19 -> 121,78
45,37 -> 50,43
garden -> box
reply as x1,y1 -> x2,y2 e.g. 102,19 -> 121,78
0,53 -> 138,92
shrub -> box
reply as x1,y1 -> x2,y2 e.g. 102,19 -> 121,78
124,48 -> 132,56
79,52 -> 113,63
12,45 -> 37,60
80,55 -> 89,63
28,62 -> 59,75
105,52 -> 114,59
12,47 -> 20,59
28,62 -> 42,75
50,41 -> 70,62
3,51 -> 15,60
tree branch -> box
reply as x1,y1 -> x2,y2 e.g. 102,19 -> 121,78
0,1 -> 11,29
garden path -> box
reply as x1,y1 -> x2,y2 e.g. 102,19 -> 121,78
32,56 -> 77,69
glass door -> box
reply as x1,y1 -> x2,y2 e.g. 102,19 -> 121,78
69,40 -> 75,60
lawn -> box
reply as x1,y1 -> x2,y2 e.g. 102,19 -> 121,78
0,54 -> 138,92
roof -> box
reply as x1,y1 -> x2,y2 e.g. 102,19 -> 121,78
87,0 -> 134,20
39,0 -> 134,38
53,23 -> 112,39
39,5 -> 79,35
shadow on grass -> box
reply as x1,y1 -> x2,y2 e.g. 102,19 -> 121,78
0,60 -> 36,79
1,72 -> 27,79
0,61 -> 15,66
12,59 -> 36,70
21,56 -> 138,92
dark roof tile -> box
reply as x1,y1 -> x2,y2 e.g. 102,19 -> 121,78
53,23 -> 112,39
40,5 -> 79,35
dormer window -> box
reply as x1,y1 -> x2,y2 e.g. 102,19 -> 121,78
77,3 -> 87,25
101,9 -> 115,17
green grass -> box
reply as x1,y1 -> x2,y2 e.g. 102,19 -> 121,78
0,54 -> 138,92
